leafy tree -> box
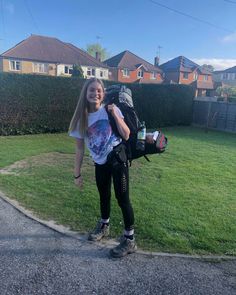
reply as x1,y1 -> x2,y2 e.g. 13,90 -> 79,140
86,43 -> 110,61
216,86 -> 236,101
71,64 -> 84,78
202,64 -> 214,72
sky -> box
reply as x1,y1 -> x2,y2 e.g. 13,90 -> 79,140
0,0 -> 236,70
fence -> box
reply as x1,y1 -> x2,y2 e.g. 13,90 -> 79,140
193,100 -> 236,133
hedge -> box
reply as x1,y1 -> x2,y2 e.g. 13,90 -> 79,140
0,73 -> 195,135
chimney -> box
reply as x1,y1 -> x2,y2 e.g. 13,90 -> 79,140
95,51 -> 101,62
154,56 -> 160,67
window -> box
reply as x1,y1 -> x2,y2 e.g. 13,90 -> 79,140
100,70 -> 103,78
10,60 -> 21,71
204,75 -> 208,81
183,72 -> 188,79
33,63 -> 48,73
151,72 -> 156,79
64,66 -> 73,75
193,73 -> 198,80
137,70 -> 143,78
223,73 -> 227,79
87,68 -> 96,76
123,68 -> 130,77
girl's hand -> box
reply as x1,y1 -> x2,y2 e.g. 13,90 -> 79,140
107,103 -> 117,117
74,176 -> 83,189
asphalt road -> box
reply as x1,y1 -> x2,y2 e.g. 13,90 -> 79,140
0,196 -> 235,295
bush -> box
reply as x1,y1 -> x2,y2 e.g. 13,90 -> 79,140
0,73 -> 84,135
0,73 -> 195,135
125,83 -> 194,128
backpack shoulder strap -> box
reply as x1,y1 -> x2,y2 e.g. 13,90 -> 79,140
105,105 -> 119,137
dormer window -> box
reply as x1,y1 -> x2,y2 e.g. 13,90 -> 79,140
137,70 -> 143,78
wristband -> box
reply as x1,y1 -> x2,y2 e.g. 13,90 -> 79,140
74,174 -> 81,179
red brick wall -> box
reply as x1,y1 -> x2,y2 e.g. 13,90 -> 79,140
179,71 -> 213,84
117,69 -> 163,83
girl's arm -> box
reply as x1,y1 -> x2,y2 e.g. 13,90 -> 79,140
74,138 -> 85,188
107,104 -> 130,141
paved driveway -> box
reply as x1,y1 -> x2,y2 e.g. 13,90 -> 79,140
0,195 -> 235,295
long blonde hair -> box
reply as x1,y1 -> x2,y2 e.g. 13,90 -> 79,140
69,78 -> 105,135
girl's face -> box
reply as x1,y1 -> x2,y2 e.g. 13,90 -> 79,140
86,81 -> 104,111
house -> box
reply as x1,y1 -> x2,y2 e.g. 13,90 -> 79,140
104,50 -> 163,84
159,56 -> 214,97
0,34 -> 109,79
213,66 -> 236,87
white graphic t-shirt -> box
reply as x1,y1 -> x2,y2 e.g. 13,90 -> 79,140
70,106 -> 123,164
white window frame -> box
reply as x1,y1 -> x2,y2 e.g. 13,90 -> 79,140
151,72 -> 156,79
193,73 -> 198,80
204,75 -> 208,81
137,70 -> 143,78
87,67 -> 96,77
9,60 -> 21,71
64,65 -> 73,75
123,68 -> 130,77
33,63 -> 48,73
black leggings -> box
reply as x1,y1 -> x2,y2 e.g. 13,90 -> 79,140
95,161 -> 134,231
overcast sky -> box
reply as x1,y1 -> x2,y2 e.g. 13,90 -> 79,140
1,0 -> 236,70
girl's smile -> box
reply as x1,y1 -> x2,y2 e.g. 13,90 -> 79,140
87,81 -> 104,111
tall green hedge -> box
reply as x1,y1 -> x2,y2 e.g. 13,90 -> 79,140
0,73 -> 194,135
127,83 -> 194,129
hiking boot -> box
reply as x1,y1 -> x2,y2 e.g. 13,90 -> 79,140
110,237 -> 137,258
88,221 -> 110,241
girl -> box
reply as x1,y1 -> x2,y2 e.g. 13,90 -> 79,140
69,78 -> 137,258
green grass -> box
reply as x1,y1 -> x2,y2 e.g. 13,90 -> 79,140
0,127 -> 235,255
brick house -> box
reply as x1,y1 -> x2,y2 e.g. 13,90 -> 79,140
159,56 -> 214,97
213,66 -> 236,87
104,50 -> 163,84
0,34 -> 109,79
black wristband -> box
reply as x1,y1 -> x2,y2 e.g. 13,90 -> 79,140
74,174 -> 81,179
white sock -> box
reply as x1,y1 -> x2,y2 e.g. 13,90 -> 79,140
101,218 -> 110,224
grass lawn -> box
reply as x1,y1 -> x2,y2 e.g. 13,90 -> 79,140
0,127 -> 235,255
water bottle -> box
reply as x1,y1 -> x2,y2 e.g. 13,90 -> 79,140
136,121 -> 146,151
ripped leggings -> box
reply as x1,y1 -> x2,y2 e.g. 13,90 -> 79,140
95,160 -> 134,231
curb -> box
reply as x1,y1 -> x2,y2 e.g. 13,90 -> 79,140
1,192 -> 235,261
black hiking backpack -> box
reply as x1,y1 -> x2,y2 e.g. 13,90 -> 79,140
104,84 -> 167,162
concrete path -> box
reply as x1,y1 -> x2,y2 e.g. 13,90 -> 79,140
0,194 -> 235,295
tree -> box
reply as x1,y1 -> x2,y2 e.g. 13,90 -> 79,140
216,86 -> 236,101
202,64 -> 214,72
71,64 -> 84,78
86,43 -> 110,61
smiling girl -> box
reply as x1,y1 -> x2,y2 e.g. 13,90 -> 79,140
69,78 -> 137,258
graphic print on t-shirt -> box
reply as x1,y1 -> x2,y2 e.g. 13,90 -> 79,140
87,119 -> 116,156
